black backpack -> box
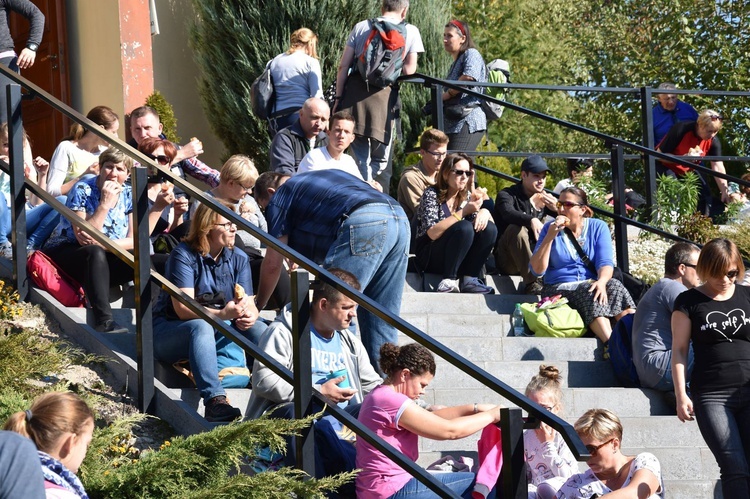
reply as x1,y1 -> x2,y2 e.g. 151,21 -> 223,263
251,59 -> 275,120
355,18 -> 408,89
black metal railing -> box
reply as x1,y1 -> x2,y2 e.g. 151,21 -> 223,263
0,66 -> 587,498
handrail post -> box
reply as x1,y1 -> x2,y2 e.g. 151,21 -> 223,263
611,143 -> 629,271
291,269 -> 315,476
640,86 -> 656,220
434,84 -> 445,133
499,407 -> 526,499
131,166 -> 155,413
7,83 -> 27,300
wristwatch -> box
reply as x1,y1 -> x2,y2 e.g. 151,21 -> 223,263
25,43 -> 38,52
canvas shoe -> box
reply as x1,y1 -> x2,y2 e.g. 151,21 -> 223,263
437,278 -> 460,293
461,277 -> 494,294
0,241 -> 12,259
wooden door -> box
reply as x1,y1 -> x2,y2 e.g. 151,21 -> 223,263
10,0 -> 70,160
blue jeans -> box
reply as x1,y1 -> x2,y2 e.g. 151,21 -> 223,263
153,316 -> 261,403
390,472 -> 476,499
0,197 -> 66,247
650,345 -> 695,392
350,133 -> 394,194
323,201 -> 409,371
693,385 -> 750,497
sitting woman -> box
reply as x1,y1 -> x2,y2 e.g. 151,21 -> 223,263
152,202 -> 265,423
556,408 -> 664,498
0,123 -> 65,255
46,105 -> 120,197
415,152 -> 496,294
529,186 -> 635,344
43,147 -> 135,332
523,365 -> 576,499
4,392 -> 95,499
138,137 -> 189,238
356,342 -> 501,499
192,154 -> 291,309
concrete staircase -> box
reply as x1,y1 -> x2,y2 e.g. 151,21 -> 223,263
9,262 -> 722,498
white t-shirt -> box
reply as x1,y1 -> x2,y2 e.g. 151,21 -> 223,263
555,452 -> 664,499
553,178 -> 573,194
346,17 -> 425,57
297,147 -> 363,180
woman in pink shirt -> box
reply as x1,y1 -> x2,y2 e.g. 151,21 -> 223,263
356,342 -> 501,498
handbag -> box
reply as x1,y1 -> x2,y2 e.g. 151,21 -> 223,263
519,297 -> 586,338
443,97 -> 480,120
563,228 -> 650,304
27,250 -> 86,307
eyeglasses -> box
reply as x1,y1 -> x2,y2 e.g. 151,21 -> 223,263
556,201 -> 583,209
424,149 -> 447,158
214,222 -> 236,231
585,438 -> 614,456
239,182 -> 254,191
726,269 -> 740,279
147,153 -> 171,165
539,403 -> 557,412
451,169 -> 473,177
708,114 -> 724,121
681,262 -> 697,269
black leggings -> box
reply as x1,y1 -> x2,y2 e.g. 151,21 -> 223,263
416,220 -> 497,279
46,243 -> 134,326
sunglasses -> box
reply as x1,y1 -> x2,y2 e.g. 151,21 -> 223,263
214,222 -> 237,231
682,262 -> 697,269
451,169 -> 473,177
585,438 -> 614,457
726,269 -> 740,279
708,114 -> 724,121
147,153 -> 171,165
556,201 -> 583,209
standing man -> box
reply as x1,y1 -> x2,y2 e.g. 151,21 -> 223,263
493,155 -> 557,294
255,169 -> 409,368
0,0 -> 44,122
334,0 -> 424,194
270,97 -> 329,175
632,242 -> 700,393
397,129 -> 449,220
652,82 -> 699,146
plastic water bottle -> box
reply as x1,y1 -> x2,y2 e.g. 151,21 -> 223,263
512,304 -> 525,337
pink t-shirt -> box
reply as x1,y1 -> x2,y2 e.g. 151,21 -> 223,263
355,384 -> 418,499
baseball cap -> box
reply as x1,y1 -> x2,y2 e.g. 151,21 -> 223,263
521,155 -> 549,173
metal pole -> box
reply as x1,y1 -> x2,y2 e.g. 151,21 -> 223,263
611,144 -> 629,271
291,269 -> 314,476
640,86 -> 657,220
435,84 -> 445,134
7,84 -> 27,300
499,407 -> 526,499
131,166 -> 155,413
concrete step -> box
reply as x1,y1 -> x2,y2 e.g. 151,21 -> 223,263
399,291 -> 537,316
405,272 -> 524,295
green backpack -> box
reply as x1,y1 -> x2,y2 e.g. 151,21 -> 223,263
520,298 -> 586,338
481,59 -> 511,121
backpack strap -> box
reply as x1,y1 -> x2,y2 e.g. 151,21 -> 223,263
563,227 -> 597,275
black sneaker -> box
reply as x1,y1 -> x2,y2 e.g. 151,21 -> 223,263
205,395 -> 241,423
94,320 -> 129,333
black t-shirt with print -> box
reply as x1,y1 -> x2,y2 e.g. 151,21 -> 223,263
674,285 -> 750,392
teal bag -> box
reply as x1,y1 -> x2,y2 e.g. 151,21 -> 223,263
519,298 -> 586,338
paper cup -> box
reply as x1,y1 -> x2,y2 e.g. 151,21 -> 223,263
327,368 -> 350,388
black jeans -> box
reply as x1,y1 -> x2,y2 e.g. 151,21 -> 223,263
46,243 -> 134,326
416,220 -> 497,279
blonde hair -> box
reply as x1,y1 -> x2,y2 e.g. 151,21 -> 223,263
696,109 -> 723,134
219,154 -> 258,187
3,392 -> 94,454
525,364 -> 563,411
185,200 -> 236,256
574,408 -> 623,443
288,28 -> 318,59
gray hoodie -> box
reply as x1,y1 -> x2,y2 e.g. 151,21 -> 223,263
247,303 -> 382,419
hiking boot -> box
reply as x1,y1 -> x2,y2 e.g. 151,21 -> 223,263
0,241 -> 12,259
205,395 -> 241,423
461,277 -> 494,294
524,279 -> 544,295
437,278 -> 460,293
94,320 -> 129,334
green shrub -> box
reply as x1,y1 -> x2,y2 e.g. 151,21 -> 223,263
145,91 -> 180,143
651,173 -> 700,232
676,212 -> 719,244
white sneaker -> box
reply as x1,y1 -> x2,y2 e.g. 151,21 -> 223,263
461,277 -> 494,294
437,278 -> 460,293
0,242 -> 11,259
